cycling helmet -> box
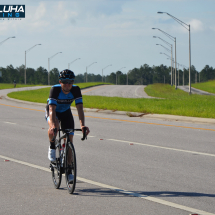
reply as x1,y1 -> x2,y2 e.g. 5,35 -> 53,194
59,69 -> 75,80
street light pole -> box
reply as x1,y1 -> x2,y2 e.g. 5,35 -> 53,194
68,58 -> 80,70
127,70 -> 132,85
0,36 -> 15,81
0,36 -> 15,46
48,52 -> 62,85
86,62 -> 97,82
25,44 -> 41,85
152,28 -> 177,89
116,67 -> 126,85
158,12 -> 191,94
166,57 -> 175,85
153,36 -> 173,86
102,64 -> 112,82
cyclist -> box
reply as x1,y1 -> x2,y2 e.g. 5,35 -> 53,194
45,69 -> 90,182
13,80 -> 16,88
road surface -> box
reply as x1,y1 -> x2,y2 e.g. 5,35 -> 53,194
0,88 -> 215,214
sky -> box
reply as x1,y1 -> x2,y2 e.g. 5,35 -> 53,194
0,0 -> 215,77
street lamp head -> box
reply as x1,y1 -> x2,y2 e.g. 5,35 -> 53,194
153,36 -> 157,38
11,36 -> 16,38
152,28 -> 156,30
157,12 -> 164,14
156,44 -> 159,45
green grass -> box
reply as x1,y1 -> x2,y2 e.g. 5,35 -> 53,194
7,82 -> 215,118
0,83 -> 42,89
192,80 -> 215,94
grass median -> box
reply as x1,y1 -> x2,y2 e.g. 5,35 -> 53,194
7,82 -> 215,118
192,80 -> 215,94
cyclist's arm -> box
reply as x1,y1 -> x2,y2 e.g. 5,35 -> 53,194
76,104 -> 90,135
76,103 -> 85,127
49,104 -> 58,129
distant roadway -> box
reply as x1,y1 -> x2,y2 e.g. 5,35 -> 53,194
81,85 -> 156,98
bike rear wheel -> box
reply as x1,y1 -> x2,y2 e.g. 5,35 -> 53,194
65,141 -> 77,194
51,143 -> 62,189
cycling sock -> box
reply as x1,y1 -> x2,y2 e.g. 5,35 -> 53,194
50,141 -> 55,149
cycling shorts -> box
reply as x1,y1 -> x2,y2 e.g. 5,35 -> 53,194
45,105 -> 74,135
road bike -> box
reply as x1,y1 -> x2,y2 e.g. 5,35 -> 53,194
49,126 -> 87,194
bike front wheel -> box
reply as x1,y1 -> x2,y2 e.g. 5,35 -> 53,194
65,142 -> 77,194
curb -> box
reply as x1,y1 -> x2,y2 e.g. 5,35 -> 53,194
4,95 -> 215,125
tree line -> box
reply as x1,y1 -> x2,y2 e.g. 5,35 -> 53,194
0,64 -> 215,85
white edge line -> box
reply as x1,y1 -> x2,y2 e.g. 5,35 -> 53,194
4,122 -> 16,125
108,139 -> 215,157
0,155 -> 214,215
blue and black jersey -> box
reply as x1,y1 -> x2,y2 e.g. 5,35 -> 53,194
48,84 -> 83,113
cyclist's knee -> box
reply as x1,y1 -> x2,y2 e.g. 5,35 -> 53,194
69,135 -> 74,142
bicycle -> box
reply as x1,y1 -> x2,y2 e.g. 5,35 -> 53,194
49,126 -> 87,194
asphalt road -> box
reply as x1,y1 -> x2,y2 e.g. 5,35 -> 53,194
178,86 -> 215,95
1,89 -> 215,214
82,85 -> 156,98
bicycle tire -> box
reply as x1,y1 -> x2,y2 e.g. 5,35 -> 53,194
65,141 -> 77,194
51,142 -> 62,189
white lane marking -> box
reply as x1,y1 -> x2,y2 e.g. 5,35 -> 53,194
135,86 -> 141,97
0,154 -> 214,215
4,122 -> 16,125
75,133 -> 95,138
108,139 -> 215,157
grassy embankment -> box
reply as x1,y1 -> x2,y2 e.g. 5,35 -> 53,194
0,83 -> 43,89
192,80 -> 215,94
7,82 -> 215,118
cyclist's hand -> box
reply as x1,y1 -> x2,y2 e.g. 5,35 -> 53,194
81,126 -> 90,136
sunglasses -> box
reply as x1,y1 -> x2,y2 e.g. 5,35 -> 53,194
61,80 -> 74,84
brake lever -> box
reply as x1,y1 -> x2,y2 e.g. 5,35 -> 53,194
81,127 -> 87,141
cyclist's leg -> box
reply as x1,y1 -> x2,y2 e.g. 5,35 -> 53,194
60,108 -> 74,165
47,119 -> 60,141
45,104 -> 60,142
45,105 -> 60,161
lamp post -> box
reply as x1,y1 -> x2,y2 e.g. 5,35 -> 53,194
154,36 -> 173,86
152,28 -> 177,89
166,57 -> 175,85
158,12 -> 191,94
25,44 -> 41,85
68,58 -> 80,70
181,64 -> 189,86
116,67 -> 126,85
48,52 -> 62,85
0,36 -> 15,46
0,36 -> 15,82
127,70 -> 132,85
86,62 -> 97,82
102,64 -> 112,82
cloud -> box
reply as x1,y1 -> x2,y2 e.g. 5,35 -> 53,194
189,19 -> 204,32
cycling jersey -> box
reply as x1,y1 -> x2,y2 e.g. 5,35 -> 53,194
48,84 -> 83,113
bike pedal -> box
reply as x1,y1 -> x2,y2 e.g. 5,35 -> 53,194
49,163 -> 54,171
